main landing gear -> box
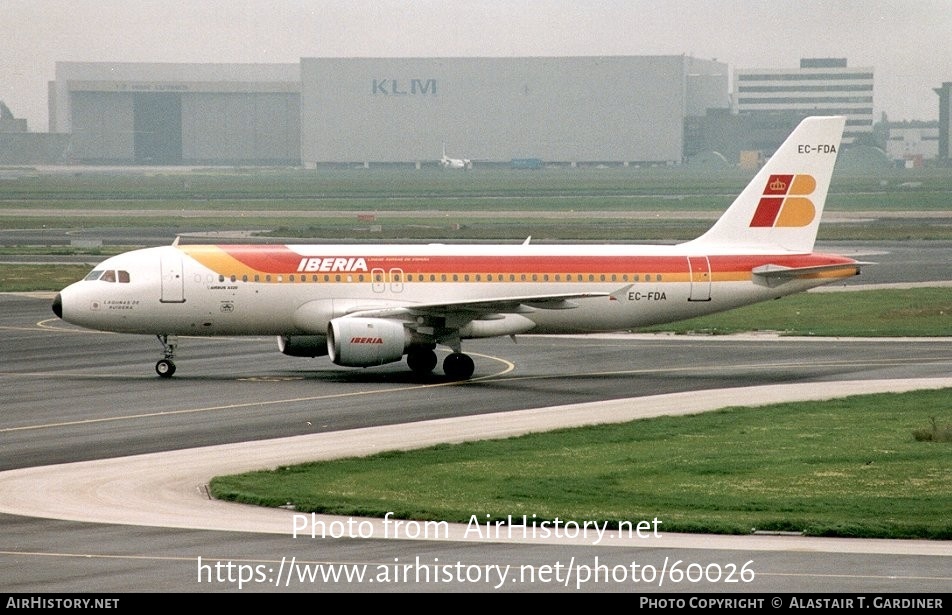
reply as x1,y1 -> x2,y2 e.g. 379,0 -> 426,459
443,352 -> 475,380
407,347 -> 438,375
155,334 -> 177,378
406,347 -> 475,380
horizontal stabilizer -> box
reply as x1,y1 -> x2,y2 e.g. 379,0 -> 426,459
752,262 -> 867,288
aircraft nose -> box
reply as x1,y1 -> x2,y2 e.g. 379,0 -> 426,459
52,293 -> 63,319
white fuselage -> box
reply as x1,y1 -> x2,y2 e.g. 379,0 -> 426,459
56,242 -> 858,338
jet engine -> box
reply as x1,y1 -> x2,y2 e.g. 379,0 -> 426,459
327,317 -> 408,367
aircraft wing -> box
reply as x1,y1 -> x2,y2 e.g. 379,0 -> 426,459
345,290 -> 615,321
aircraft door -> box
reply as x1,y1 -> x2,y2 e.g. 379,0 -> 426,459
389,268 -> 404,293
160,252 -> 186,303
687,256 -> 712,302
371,268 -> 386,293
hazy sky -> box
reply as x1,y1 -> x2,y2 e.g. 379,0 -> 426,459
4,0 -> 951,131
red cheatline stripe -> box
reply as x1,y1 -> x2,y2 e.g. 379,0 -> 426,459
180,245 -> 854,277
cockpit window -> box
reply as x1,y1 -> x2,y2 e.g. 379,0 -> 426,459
83,269 -> 131,283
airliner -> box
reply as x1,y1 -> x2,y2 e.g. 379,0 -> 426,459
52,116 -> 862,380
440,144 -> 472,170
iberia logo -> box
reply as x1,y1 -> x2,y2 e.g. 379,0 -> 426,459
749,174 -> 816,228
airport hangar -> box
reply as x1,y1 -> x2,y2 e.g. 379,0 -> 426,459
49,56 -> 728,167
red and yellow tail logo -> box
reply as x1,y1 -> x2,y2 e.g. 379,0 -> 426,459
749,174 -> 816,228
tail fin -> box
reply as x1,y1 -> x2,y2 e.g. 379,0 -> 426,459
685,115 -> 845,253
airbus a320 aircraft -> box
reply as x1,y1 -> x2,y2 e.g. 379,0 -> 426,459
53,116 -> 861,380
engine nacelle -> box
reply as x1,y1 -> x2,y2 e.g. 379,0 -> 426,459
327,318 -> 408,367
277,335 -> 328,357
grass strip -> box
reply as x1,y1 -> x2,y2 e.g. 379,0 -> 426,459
209,389 -> 952,539
639,287 -> 951,337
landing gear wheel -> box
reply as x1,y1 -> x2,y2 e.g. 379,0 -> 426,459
155,359 -> 176,378
155,334 -> 178,378
443,352 -> 475,380
407,348 -> 438,375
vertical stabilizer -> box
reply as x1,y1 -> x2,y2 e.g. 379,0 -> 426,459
684,116 -> 845,253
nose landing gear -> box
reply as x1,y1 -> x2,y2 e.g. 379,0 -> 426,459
156,334 -> 177,378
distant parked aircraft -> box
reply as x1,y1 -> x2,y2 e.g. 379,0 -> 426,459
440,144 -> 472,170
